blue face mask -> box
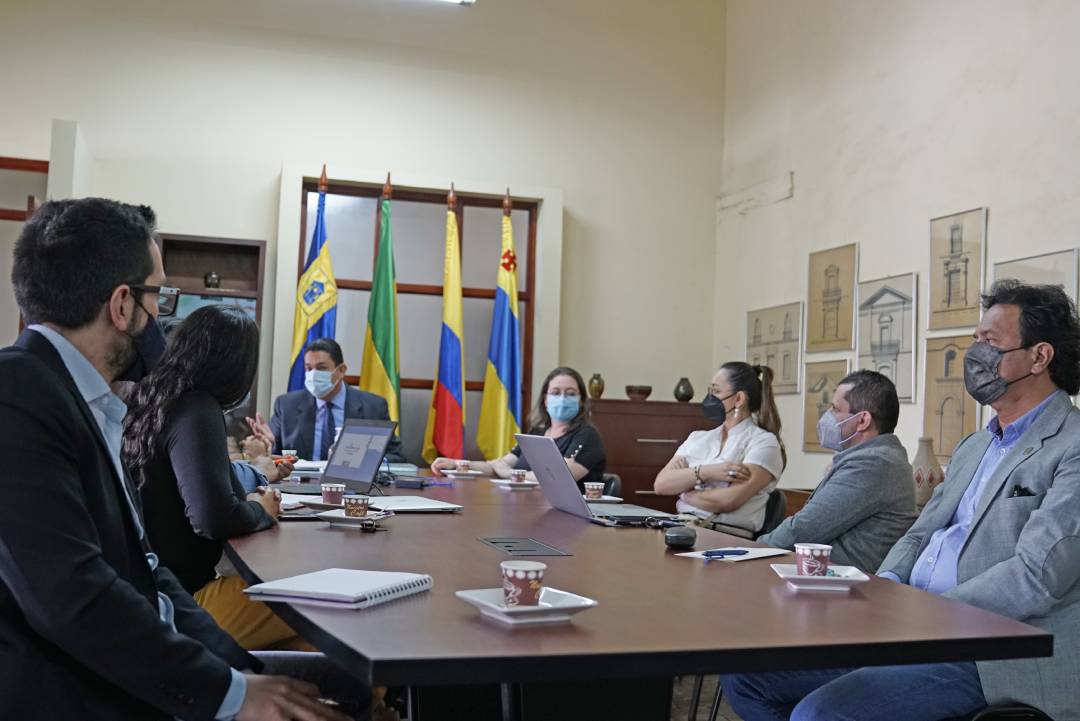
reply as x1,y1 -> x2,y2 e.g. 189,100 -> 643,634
305,369 -> 336,399
546,394 -> 580,422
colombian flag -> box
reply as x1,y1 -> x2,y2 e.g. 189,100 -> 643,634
288,173 -> 337,391
358,187 -> 400,423
476,203 -> 521,459
422,197 -> 466,462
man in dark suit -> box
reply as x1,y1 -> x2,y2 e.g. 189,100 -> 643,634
0,198 -> 349,721
249,338 -> 404,463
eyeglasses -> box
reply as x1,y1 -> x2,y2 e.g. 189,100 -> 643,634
130,284 -> 181,317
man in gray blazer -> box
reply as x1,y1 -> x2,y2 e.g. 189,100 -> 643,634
248,338 -> 405,463
723,280 -> 1080,721
758,370 -> 917,573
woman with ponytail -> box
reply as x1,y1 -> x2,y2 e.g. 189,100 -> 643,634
653,362 -> 786,535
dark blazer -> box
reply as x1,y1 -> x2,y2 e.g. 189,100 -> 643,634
0,330 -> 260,721
139,391 -> 276,594
270,385 -> 405,462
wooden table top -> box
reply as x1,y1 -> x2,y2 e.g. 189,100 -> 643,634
226,479 -> 1051,686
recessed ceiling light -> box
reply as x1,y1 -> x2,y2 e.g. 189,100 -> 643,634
433,0 -> 475,5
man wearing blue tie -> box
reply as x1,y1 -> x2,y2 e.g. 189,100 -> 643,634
249,338 -> 404,463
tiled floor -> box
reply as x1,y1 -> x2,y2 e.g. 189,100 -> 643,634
670,675 -> 742,721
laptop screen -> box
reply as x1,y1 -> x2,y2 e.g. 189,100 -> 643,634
323,419 -> 396,492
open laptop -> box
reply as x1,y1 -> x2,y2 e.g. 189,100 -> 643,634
276,418 -> 462,512
515,434 -> 676,525
276,418 -> 396,495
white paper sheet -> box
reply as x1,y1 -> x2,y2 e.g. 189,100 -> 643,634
676,547 -> 791,562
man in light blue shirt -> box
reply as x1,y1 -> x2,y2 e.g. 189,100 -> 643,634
0,198 -> 350,721
723,280 -> 1080,721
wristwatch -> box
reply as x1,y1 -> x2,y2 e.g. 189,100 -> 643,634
693,464 -> 704,484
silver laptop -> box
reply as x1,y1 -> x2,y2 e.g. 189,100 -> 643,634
275,418 -> 396,495
368,495 -> 462,513
515,434 -> 676,524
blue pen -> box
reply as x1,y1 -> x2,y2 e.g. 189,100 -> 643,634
702,549 -> 750,560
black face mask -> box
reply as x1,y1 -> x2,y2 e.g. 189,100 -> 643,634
117,301 -> 166,383
963,341 -> 1032,406
702,392 -> 736,423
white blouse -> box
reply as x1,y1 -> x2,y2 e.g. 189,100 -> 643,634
674,417 -> 784,532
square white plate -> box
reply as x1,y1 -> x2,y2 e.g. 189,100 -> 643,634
490,478 -> 539,489
444,469 -> 485,479
315,509 -> 394,528
455,587 -> 598,625
770,563 -> 870,593
584,495 -> 622,503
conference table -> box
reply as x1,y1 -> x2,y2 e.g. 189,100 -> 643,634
226,478 -> 1051,719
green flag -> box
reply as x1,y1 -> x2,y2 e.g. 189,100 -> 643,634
358,195 -> 401,422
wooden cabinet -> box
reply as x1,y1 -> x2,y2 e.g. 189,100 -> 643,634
588,399 -> 716,513
158,233 -> 266,452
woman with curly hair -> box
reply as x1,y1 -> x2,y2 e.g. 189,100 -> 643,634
122,305 -> 300,650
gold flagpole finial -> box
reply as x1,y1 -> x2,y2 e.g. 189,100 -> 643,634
382,172 -> 392,200
318,164 -> 328,193
447,183 -> 457,211
503,188 -> 512,217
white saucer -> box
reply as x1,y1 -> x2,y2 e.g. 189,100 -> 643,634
584,495 -> 622,503
490,478 -> 539,489
315,509 -> 394,528
455,587 -> 598,625
300,499 -> 343,511
444,469 -> 484,479
770,563 -> 870,593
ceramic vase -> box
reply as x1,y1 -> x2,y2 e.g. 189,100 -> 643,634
674,377 -> 694,402
587,373 -> 605,399
912,437 -> 945,508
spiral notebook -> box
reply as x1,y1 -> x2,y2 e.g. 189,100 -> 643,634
243,568 -> 433,610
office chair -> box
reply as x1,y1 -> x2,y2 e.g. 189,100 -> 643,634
754,489 -> 787,539
601,473 -> 621,497
954,704 -> 1054,721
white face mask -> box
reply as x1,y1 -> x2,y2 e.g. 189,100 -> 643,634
816,409 -> 866,452
304,369 -> 336,399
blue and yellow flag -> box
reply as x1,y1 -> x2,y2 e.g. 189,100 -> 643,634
476,201 -> 521,459
288,173 -> 337,391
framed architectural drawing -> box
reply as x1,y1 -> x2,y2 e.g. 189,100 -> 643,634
803,359 -> 851,453
746,301 -> 803,394
806,244 -> 857,353
928,207 -> 986,330
923,335 -> 978,463
993,249 -> 1078,303
857,273 -> 917,402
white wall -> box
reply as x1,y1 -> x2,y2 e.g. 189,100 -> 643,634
716,0 -> 1080,488
0,0 -> 725,417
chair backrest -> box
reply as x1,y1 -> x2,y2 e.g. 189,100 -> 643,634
755,489 -> 787,539
601,473 -> 621,497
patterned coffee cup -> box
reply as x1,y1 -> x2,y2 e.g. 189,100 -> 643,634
583,482 -> 604,500
343,496 -> 369,517
321,483 -> 345,505
509,469 -> 528,483
501,560 -> 546,607
794,543 -> 832,576
455,460 -> 471,472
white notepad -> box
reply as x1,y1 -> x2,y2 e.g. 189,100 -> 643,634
244,568 -> 433,609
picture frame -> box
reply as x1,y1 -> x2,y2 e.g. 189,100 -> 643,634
802,359 -> 852,453
928,207 -> 987,330
993,249 -> 1078,303
922,334 -> 978,463
857,273 -> 917,403
746,301 -> 803,395
806,244 -> 858,353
